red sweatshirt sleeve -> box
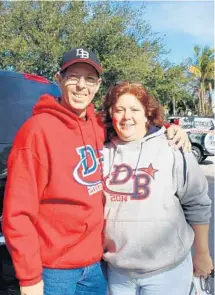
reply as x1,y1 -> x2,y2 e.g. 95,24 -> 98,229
163,122 -> 171,129
2,148 -> 48,286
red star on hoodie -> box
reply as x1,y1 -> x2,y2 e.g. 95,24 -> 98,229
138,164 -> 158,179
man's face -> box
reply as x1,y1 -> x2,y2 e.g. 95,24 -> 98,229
56,63 -> 101,118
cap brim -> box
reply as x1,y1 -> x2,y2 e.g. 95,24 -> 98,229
61,59 -> 102,75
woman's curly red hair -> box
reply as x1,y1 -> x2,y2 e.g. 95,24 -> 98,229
101,81 -> 164,142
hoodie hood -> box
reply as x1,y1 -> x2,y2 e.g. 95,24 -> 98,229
33,94 -> 98,129
106,126 -> 166,177
111,126 -> 166,147
33,94 -> 105,171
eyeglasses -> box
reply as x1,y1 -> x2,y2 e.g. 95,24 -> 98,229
64,74 -> 99,86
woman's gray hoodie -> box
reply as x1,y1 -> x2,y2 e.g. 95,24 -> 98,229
102,127 -> 211,278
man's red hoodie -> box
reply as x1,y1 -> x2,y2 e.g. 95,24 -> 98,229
2,94 -> 105,286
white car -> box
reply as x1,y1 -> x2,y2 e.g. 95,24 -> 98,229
168,116 -> 215,163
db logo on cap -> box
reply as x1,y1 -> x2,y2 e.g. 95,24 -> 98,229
76,49 -> 89,59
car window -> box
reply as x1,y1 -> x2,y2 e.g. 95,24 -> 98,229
0,76 -> 61,143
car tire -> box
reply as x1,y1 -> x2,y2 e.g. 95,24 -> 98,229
191,145 -> 203,163
201,156 -> 208,163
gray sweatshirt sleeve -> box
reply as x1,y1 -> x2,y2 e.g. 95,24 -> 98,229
174,150 -> 211,225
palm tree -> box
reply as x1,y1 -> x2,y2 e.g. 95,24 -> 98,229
188,46 -> 214,115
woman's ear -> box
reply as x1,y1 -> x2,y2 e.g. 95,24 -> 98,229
109,107 -> 112,118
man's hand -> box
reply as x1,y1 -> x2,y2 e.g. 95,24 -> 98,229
166,124 -> 191,152
193,252 -> 214,278
20,280 -> 44,295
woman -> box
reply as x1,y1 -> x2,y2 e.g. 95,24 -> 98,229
102,81 -> 213,295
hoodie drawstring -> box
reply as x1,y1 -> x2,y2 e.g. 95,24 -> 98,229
76,119 -> 90,172
108,144 -> 142,178
134,142 -> 143,175
107,146 -> 119,178
90,119 -> 103,176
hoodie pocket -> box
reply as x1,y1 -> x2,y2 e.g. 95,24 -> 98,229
104,210 -> 186,272
47,207 -> 90,252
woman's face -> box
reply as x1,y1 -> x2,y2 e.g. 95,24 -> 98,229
111,93 -> 148,141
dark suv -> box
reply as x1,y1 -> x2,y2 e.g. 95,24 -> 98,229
0,70 -> 61,293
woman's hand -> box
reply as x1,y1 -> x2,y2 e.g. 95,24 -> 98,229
166,124 -> 191,152
20,280 -> 44,295
193,252 -> 214,278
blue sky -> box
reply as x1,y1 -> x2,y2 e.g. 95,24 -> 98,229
134,0 -> 214,64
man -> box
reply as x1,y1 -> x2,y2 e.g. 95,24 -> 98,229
2,48 -> 190,295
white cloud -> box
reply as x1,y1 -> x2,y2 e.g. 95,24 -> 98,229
144,1 -> 214,42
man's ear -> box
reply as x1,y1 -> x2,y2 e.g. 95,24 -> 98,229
55,71 -> 63,86
94,78 -> 102,94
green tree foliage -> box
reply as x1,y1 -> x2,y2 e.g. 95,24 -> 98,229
0,1 -> 160,79
0,1 -> 88,77
188,46 -> 214,115
0,0 -> 193,112
157,65 -> 193,116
